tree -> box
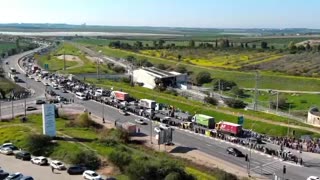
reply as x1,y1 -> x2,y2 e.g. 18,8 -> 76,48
188,40 -> 195,47
193,71 -> 212,85
69,150 -> 101,170
306,43 -> 311,51
177,54 -> 182,61
224,98 -> 247,109
134,41 -> 143,49
26,134 -> 54,156
109,150 -> 132,171
175,65 -> 187,73
231,86 -> 245,98
261,41 -> 268,49
213,79 -> 237,91
270,97 -> 290,110
297,45 -> 306,51
252,44 -> 256,49
126,55 -> 136,63
317,44 -> 320,52
157,63 -> 167,70
204,96 -> 218,105
288,41 -> 297,50
158,40 -> 166,48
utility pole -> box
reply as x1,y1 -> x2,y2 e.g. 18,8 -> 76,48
0,99 -> 2,121
276,91 -> 279,113
96,58 -> 100,80
150,118 -> 153,144
11,90 -> 14,120
253,71 -> 259,111
63,50 -> 66,70
24,74 -> 28,118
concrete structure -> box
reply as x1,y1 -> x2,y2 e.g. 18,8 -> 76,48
307,107 -> 320,127
133,67 -> 187,89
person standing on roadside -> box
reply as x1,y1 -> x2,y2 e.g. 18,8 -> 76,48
51,166 -> 54,173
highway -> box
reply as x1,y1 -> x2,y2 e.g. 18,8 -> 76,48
2,47 -> 320,180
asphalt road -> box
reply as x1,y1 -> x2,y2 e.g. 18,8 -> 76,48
2,47 -> 320,180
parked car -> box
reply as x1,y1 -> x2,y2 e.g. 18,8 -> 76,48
20,176 -> 34,180
35,99 -> 45,105
82,170 -> 102,180
0,143 -> 13,149
15,151 -> 31,161
226,147 -> 244,157
154,127 -> 161,133
50,160 -> 66,170
26,106 -> 37,111
0,171 -> 9,179
135,119 -> 147,125
4,172 -> 23,180
307,176 -> 320,180
119,110 -> 129,116
31,156 -> 48,166
0,147 -> 13,155
67,165 -> 87,175
159,123 -> 170,129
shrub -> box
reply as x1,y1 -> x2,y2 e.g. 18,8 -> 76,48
204,96 -> 218,105
224,98 -> 247,109
69,150 -> 101,170
109,150 -> 132,171
26,134 -> 54,156
193,71 -> 212,85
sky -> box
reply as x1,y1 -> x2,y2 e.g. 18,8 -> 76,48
0,0 -> 320,28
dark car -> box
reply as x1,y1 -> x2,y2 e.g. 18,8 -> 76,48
15,151 -> 31,161
0,172 -> 9,179
226,147 -> 244,157
67,165 -> 87,175
26,106 -> 37,111
20,176 -> 34,180
35,99 -> 46,105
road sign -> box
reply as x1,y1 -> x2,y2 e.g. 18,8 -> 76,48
44,64 -> 49,70
238,116 -> 244,125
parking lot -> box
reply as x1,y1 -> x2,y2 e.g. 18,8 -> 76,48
0,154 -> 83,180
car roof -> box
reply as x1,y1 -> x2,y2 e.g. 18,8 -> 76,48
52,160 -> 62,163
85,170 -> 96,174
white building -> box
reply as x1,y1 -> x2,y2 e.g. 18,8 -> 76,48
133,67 -> 188,89
307,107 -> 320,127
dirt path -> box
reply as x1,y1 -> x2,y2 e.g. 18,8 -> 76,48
56,54 -> 84,70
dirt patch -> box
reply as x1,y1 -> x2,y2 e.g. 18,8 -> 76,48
86,55 -> 98,63
56,55 -> 81,62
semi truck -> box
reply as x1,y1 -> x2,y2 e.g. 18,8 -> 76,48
192,114 -> 215,129
215,121 -> 242,136
139,99 -> 156,109
111,91 -> 129,101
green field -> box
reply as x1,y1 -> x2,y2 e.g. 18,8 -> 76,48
0,77 -> 23,94
36,43 -> 110,74
86,79 -> 320,138
0,114 -> 221,180
77,43 -> 320,91
0,41 -> 16,54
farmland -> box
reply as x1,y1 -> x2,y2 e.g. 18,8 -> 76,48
77,41 -> 320,91
0,41 -> 16,54
140,49 -> 283,69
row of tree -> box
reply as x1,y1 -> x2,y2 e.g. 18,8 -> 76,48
288,41 -> 320,53
109,39 -> 272,51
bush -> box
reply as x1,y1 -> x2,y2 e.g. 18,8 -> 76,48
121,77 -> 131,84
224,98 -> 247,109
107,128 -> 130,143
204,96 -> 218,105
26,134 -> 54,156
113,66 -> 126,73
109,150 -> 132,171
175,65 -> 187,73
193,71 -> 212,85
76,113 -> 94,127
69,150 -> 101,170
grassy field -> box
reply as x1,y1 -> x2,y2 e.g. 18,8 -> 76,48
0,77 -> 23,94
0,114 -> 221,180
86,79 -> 320,138
0,41 -> 16,54
36,43 -> 110,74
78,43 -> 320,91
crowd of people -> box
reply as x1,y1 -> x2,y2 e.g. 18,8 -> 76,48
269,136 -> 320,154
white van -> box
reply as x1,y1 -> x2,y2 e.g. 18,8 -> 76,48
75,92 -> 86,100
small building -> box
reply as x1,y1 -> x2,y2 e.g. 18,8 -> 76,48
132,67 -> 188,89
307,107 -> 320,127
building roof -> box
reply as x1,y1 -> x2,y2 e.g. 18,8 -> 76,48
139,67 -> 182,79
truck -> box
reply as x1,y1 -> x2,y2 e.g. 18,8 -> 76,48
111,91 -> 129,101
31,65 -> 39,73
116,122 -> 137,135
215,121 -> 242,136
139,99 -> 156,109
192,114 -> 215,129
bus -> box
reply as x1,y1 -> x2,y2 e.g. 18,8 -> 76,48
75,92 -> 86,100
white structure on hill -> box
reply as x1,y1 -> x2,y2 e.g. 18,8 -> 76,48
132,67 -> 188,89
307,107 -> 320,127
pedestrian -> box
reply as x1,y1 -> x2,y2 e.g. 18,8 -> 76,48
102,118 -> 105,124
138,128 -> 140,133
51,166 -> 54,173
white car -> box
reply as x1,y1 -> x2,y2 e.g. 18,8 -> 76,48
0,147 -> 13,155
31,156 -> 48,166
154,127 -> 161,133
35,78 -> 41,82
159,123 -> 170,129
307,176 -> 320,180
5,172 -> 23,180
135,119 -> 147,125
50,160 -> 66,170
82,170 -> 102,180
0,143 -> 13,148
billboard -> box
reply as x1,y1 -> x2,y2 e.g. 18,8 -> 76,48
42,104 -> 56,137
